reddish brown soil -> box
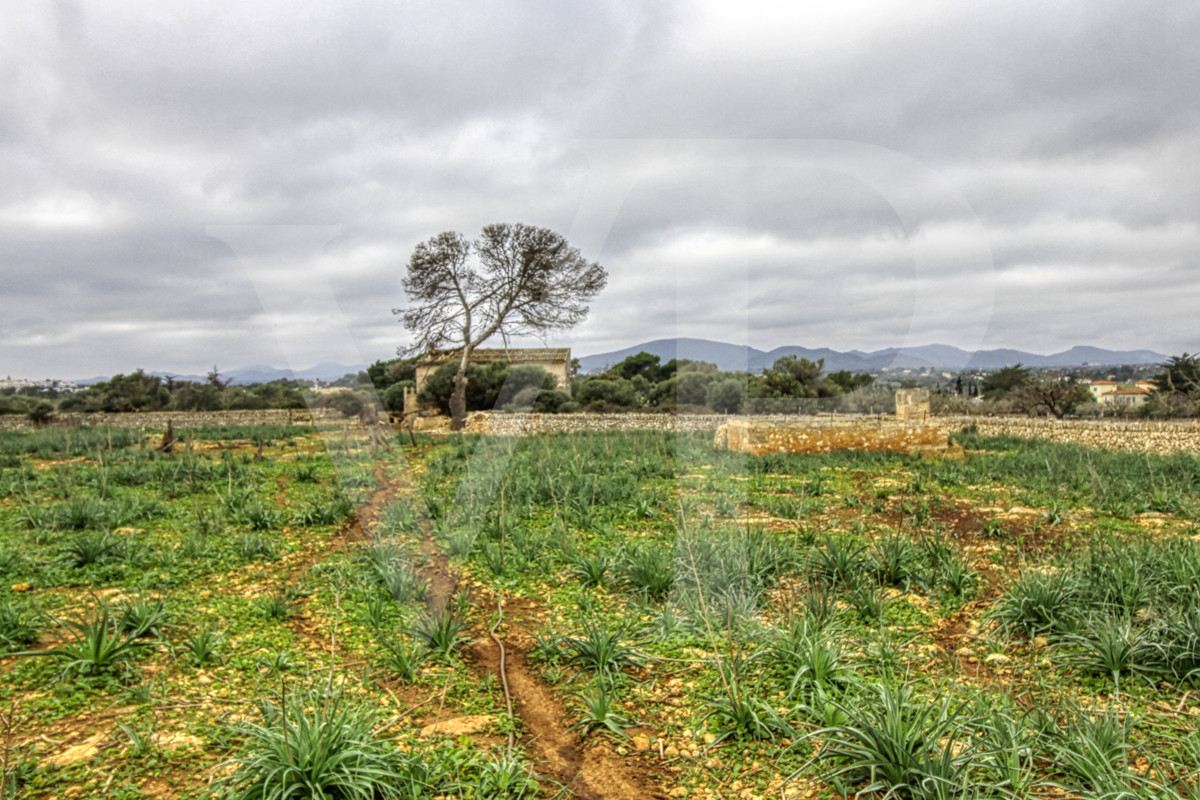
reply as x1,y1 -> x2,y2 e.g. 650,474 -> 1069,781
467,640 -> 662,800
400,475 -> 664,799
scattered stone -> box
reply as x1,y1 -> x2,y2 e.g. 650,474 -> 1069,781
984,653 -> 1010,665
632,734 -> 652,752
43,733 -> 106,769
157,732 -> 205,752
419,715 -> 493,738
10,583 -> 32,592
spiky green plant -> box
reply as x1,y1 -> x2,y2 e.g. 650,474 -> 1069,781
1048,707 -> 1133,794
61,531 -> 119,567
464,748 -> 539,799
116,597 -> 172,638
218,686 -> 427,800
571,683 -> 635,740
180,625 -> 223,666
570,553 -> 610,589
409,607 -> 465,660
563,618 -> 645,679
808,535 -> 868,588
528,627 -> 567,664
621,542 -> 674,601
768,621 -> 851,697
235,533 -> 278,561
799,682 -> 984,800
254,593 -> 294,621
0,601 -> 40,653
990,569 -> 1081,637
1065,615 -> 1160,698
376,633 -> 425,683
17,606 -> 151,677
379,562 -> 429,604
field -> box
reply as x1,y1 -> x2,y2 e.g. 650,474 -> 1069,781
1,423 -> 1199,799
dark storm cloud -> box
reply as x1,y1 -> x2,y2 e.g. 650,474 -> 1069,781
1,0 -> 1197,378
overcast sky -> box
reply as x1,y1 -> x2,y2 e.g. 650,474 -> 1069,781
3,1 -> 1198,379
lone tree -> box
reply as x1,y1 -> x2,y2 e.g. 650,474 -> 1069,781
1010,374 -> 1090,419
395,223 -> 607,430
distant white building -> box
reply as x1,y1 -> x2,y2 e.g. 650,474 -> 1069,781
0,378 -> 80,393
1083,379 -> 1156,408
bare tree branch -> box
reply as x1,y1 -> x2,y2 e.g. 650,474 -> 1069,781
393,223 -> 607,429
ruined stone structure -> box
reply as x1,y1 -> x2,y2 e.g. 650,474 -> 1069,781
894,388 -> 931,421
710,389 -> 954,457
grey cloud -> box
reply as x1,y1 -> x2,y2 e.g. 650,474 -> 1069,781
2,0 -> 1198,378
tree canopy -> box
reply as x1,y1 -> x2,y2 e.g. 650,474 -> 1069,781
396,223 -> 606,428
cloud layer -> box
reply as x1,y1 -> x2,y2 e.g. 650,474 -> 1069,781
2,0 -> 1197,378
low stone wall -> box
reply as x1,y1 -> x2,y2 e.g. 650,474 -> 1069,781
8,407 -> 1197,456
714,417 -> 952,456
0,408 -> 348,432
465,412 -> 730,435
936,415 -> 1200,455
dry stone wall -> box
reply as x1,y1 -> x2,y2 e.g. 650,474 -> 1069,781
714,417 -> 953,456
935,415 -> 1200,455
466,412 -> 730,435
5,406 -> 1197,457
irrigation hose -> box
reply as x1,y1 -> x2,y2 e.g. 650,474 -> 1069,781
490,598 -> 515,758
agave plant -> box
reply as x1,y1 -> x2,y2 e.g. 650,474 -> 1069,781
799,681 -> 985,800
17,605 -> 152,677
409,606 -> 465,660
571,683 -> 635,740
563,618 -> 646,679
218,686 -> 427,800
0,601 -> 41,654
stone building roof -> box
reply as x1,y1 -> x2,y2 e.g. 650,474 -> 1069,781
416,348 -> 571,367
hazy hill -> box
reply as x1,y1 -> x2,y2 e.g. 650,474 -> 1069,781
576,339 -> 1167,374
78,362 -> 365,386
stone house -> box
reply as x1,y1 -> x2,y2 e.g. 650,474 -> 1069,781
413,348 -> 572,394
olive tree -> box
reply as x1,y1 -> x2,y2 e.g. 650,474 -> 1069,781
395,224 -> 606,429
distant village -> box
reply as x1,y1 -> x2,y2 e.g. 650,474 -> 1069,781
0,377 -> 80,394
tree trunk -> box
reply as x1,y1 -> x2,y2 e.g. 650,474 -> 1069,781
449,368 -> 468,430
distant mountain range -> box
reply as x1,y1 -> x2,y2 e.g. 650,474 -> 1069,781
69,339 -> 1167,386
78,362 -> 365,386
575,338 -> 1168,374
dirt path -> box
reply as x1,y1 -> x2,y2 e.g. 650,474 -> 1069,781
400,479 -> 663,799
467,639 -> 662,800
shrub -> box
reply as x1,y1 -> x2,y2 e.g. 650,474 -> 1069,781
706,378 -> 747,414
493,365 -> 558,411
576,378 -> 639,409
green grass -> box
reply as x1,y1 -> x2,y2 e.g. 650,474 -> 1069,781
3,422 -> 1200,799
